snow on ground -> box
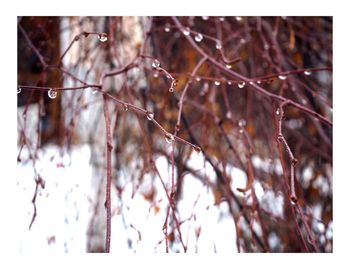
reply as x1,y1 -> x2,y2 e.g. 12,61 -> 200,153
16,144 -> 283,253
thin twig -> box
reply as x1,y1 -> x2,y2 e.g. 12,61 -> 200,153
102,95 -> 113,253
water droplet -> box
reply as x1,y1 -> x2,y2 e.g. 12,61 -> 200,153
239,128 -> 244,134
219,17 -> 225,22
169,87 -> 174,93
249,81 -> 254,85
215,41 -> 222,50
225,64 -> 232,69
17,87 -> 21,94
240,38 -> 246,44
290,196 -> 297,205
91,87 -> 98,94
264,44 -> 269,50
153,72 -> 159,78
98,33 -> 108,42
182,27 -> 190,36
192,145 -> 202,154
278,75 -> 287,80
301,98 -> 307,105
257,80 -> 261,84
238,119 -> 246,127
276,108 -> 280,115
48,88 -> 57,99
214,80 -> 221,86
304,70 -> 312,76
226,111 -> 232,119
164,24 -> 171,32
165,133 -> 174,144
202,16 -> 209,20
172,79 -> 178,87
152,59 -> 160,68
194,33 -> 203,42
146,111 -> 154,120
238,82 -> 245,88
235,16 -> 243,22
195,76 -> 201,82
227,81 -> 232,85
123,104 -> 129,111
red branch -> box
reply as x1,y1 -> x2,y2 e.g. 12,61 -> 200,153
102,95 -> 113,253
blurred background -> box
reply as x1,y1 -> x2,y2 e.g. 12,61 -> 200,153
17,16 -> 332,253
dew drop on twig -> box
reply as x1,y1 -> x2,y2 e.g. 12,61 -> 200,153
169,87 -> 174,93
257,80 -> 261,84
202,16 -> 209,20
225,64 -> 232,69
17,87 -> 21,94
278,75 -> 287,80
146,111 -> 154,120
152,59 -> 160,68
165,133 -> 174,144
219,17 -> 225,22
48,88 -> 57,99
214,80 -> 221,86
194,33 -> 203,42
164,24 -> 171,32
182,27 -> 190,36
235,16 -> 243,22
215,41 -> 222,50
195,76 -> 201,82
238,119 -> 246,127
304,70 -> 312,76
238,82 -> 245,88
123,104 -> 129,111
227,81 -> 232,85
91,87 -> 98,94
192,145 -> 202,154
276,108 -> 280,115
98,33 -> 108,42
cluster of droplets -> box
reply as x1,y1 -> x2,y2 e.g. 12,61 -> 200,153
98,33 -> 108,42
48,88 -> 57,99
